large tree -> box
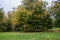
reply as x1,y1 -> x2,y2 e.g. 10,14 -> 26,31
11,0 -> 53,32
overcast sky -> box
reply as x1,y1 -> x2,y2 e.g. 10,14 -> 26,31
0,0 -> 57,13
0,0 -> 22,13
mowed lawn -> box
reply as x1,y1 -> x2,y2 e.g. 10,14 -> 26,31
0,32 -> 60,40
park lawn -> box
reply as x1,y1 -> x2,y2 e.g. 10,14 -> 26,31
0,32 -> 60,40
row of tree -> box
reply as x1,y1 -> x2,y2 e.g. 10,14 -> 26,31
0,0 -> 60,32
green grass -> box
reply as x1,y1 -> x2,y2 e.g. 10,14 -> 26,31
0,32 -> 60,40
52,28 -> 60,30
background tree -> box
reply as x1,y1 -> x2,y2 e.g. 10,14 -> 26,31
5,11 -> 12,31
50,0 -> 60,27
0,8 -> 7,31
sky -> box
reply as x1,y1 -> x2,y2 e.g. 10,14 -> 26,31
0,0 -> 57,14
0,0 -> 22,13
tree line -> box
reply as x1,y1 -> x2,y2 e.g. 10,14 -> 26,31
0,0 -> 60,32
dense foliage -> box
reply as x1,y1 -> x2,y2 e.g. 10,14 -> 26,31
10,0 -> 53,32
0,0 -> 59,32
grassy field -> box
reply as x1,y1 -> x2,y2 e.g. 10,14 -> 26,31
0,32 -> 60,40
